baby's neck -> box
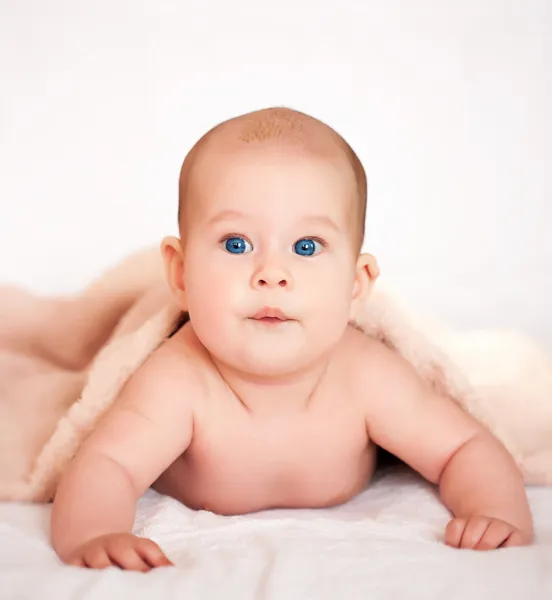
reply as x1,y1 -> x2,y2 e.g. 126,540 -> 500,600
210,356 -> 331,416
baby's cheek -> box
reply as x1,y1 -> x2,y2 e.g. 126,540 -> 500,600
309,270 -> 351,304
309,275 -> 354,328
189,259 -> 230,296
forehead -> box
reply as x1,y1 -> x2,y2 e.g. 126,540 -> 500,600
189,143 -> 356,224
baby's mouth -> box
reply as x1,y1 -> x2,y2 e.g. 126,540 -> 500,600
255,316 -> 285,324
249,307 -> 292,323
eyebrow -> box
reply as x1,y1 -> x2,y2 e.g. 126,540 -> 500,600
207,209 -> 247,226
206,210 -> 340,233
299,215 -> 341,233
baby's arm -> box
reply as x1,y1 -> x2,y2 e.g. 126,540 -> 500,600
362,343 -> 533,550
50,349 -> 197,569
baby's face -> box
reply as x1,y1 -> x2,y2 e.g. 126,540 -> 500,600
182,144 -> 360,377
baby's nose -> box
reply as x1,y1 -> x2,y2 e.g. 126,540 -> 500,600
256,275 -> 287,288
252,265 -> 291,289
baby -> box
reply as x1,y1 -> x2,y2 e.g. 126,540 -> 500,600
50,107 -> 534,571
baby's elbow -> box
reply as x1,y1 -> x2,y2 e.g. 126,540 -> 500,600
436,431 -> 485,485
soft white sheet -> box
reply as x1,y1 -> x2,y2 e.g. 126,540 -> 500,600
1,466 -> 550,600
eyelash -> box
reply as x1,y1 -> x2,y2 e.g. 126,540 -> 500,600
219,232 -> 252,246
219,234 -> 327,249
300,236 -> 327,249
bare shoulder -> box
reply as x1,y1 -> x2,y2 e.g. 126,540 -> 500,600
110,322 -> 209,421
341,323 -> 452,426
342,325 -> 483,484
339,324 -> 413,386
72,324 -> 206,495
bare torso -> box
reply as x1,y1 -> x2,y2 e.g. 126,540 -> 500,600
152,322 -> 377,515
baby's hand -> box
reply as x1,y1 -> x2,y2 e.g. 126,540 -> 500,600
445,516 -> 530,550
65,533 -> 173,571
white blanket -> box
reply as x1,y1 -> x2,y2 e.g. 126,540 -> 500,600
1,465 -> 551,599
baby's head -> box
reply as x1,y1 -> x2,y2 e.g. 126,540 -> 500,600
162,107 -> 379,378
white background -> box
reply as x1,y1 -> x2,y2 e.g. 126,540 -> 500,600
1,0 -> 550,347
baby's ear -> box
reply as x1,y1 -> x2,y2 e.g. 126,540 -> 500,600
160,236 -> 187,310
350,253 -> 379,314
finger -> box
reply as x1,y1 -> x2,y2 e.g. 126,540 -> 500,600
475,520 -> 511,551
460,516 -> 492,549
83,547 -> 113,569
66,556 -> 85,568
445,518 -> 466,547
137,539 -> 174,568
108,545 -> 151,572
501,530 -> 527,548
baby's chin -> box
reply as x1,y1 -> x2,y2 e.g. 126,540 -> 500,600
198,318 -> 338,377
219,337 -> 319,379
241,354 -> 309,379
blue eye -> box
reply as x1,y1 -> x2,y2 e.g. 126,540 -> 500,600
293,238 -> 322,256
224,236 -> 253,254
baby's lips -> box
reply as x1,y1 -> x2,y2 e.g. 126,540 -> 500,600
251,306 -> 290,320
